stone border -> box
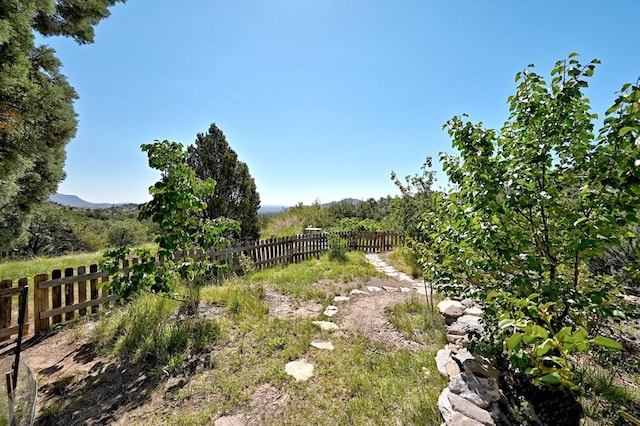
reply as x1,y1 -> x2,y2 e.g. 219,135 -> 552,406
435,299 -> 505,425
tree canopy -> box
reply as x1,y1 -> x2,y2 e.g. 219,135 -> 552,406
0,0 -> 126,251
187,123 -> 261,241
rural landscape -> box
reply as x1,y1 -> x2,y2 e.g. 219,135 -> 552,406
1,1 -> 640,426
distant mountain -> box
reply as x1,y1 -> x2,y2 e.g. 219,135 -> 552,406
47,193 -> 128,209
321,198 -> 362,208
258,205 -> 289,215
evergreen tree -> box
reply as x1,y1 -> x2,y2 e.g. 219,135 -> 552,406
187,124 -> 261,241
0,0 -> 126,251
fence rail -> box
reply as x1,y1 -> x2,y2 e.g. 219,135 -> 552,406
0,231 -> 401,338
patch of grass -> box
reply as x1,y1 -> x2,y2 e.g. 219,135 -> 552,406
91,292 -> 219,372
200,279 -> 268,319
386,246 -> 422,278
386,298 -> 448,348
248,252 -> 381,300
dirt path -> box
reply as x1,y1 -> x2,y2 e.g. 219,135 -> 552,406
9,254 -> 428,425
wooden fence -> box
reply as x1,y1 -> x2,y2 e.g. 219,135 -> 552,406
0,231 -> 401,338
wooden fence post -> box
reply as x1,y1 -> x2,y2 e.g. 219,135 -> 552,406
64,267 -> 75,322
90,264 -> 99,314
0,279 -> 12,342
78,266 -> 87,317
33,274 -> 49,334
51,269 -> 62,325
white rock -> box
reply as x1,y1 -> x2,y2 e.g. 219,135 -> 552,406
463,307 -> 484,317
311,339 -> 334,350
350,289 -> 368,296
333,296 -> 350,302
367,286 -> 382,292
438,299 -> 465,317
399,287 -> 412,292
382,286 -> 401,292
437,388 -> 453,422
448,392 -> 495,425
435,348 -> 452,377
312,321 -> 339,331
324,305 -> 339,317
285,359 -> 315,382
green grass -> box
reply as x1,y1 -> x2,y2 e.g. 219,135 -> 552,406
0,251 -> 106,283
386,297 -> 448,348
248,251 -> 382,300
386,246 -> 422,278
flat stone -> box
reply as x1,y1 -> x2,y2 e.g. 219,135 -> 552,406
382,286 -> 401,292
435,348 -> 452,377
399,287 -> 412,292
456,315 -> 483,326
214,415 -> 246,426
447,334 -> 465,344
285,359 -> 314,382
448,392 -> 495,425
350,289 -> 368,296
448,412 -> 485,426
324,305 -> 339,317
333,296 -> 350,302
447,322 -> 468,335
438,300 -> 465,317
461,298 -> 475,307
461,358 -> 500,382
449,372 -> 496,409
311,339 -> 334,350
367,286 -> 382,292
437,388 -> 453,422
312,321 -> 338,331
463,307 -> 484,317
415,287 -> 431,296
445,359 -> 461,377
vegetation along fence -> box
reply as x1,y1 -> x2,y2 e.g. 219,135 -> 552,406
0,231 -> 401,337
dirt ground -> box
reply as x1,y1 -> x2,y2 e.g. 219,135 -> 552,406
5,273 -> 426,425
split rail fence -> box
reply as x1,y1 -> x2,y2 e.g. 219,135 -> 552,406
0,231 -> 401,338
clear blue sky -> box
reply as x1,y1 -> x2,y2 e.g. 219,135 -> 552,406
44,0 -> 640,206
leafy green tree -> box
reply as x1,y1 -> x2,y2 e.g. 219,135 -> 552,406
419,55 -> 639,391
0,0 -> 126,251
107,221 -> 145,247
389,158 -> 437,239
187,123 -> 261,241
102,140 -> 238,314
24,203 -> 80,256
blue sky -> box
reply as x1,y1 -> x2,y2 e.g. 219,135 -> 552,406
44,0 -> 640,206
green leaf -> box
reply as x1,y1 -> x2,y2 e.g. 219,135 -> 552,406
499,319 -> 515,329
506,332 -> 523,351
619,126 -> 634,137
590,335 -> 623,350
538,373 -> 561,385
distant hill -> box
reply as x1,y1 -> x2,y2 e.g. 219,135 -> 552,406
47,193 -> 128,209
258,205 -> 289,215
321,198 -> 362,208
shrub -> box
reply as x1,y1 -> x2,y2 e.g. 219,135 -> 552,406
327,233 -> 348,261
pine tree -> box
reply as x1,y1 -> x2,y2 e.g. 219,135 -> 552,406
187,124 -> 261,241
0,0 -> 126,251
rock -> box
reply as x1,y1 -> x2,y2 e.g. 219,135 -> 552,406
333,296 -> 350,302
214,415 -> 246,426
285,359 -> 314,382
461,298 -> 475,308
436,348 -> 452,377
445,359 -> 461,377
312,320 -> 338,331
447,322 -> 468,335
461,358 -> 500,382
399,287 -> 412,292
438,300 -> 465,318
447,334 -> 465,344
367,286 -> 382,292
447,412 -> 485,426
324,305 -> 339,317
415,288 -> 428,296
448,392 -> 495,425
464,307 -> 484,317
350,289 -> 368,296
311,339 -> 334,350
382,286 -> 400,292
437,388 -> 453,422
449,372 -> 499,409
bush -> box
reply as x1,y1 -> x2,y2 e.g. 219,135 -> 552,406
327,233 -> 347,261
